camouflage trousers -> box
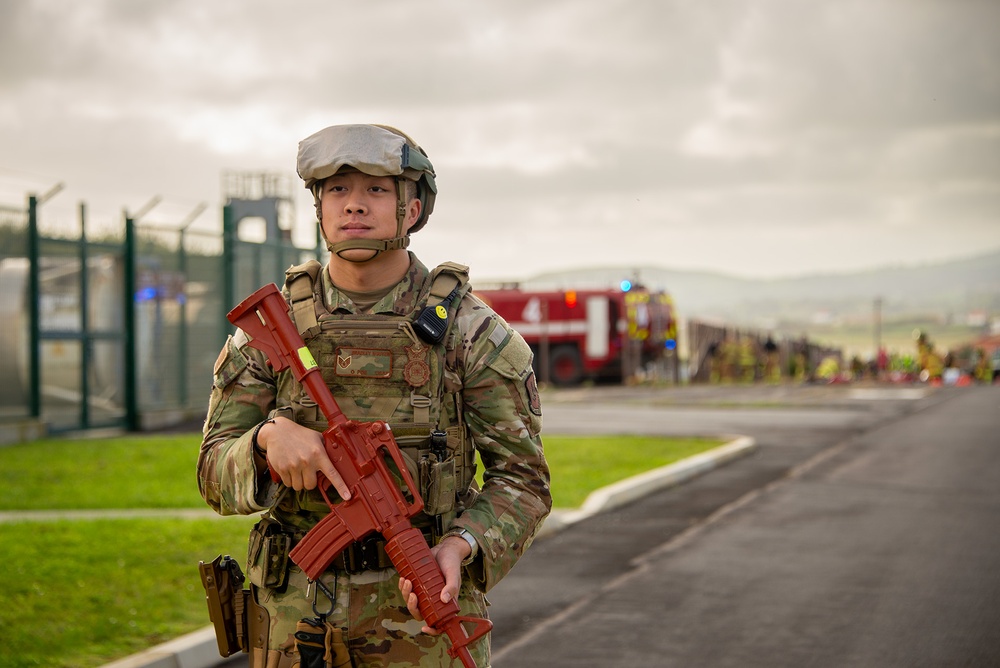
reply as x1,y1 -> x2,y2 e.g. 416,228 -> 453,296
252,562 -> 490,667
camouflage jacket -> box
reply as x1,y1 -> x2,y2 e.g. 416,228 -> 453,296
197,254 -> 551,592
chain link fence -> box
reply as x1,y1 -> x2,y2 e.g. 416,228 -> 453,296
0,205 -> 30,419
1,199 -> 318,435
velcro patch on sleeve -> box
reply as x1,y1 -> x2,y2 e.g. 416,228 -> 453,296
486,329 -> 532,381
488,322 -> 509,349
213,336 -> 248,389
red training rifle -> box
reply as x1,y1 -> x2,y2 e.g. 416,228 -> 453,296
228,283 -> 491,668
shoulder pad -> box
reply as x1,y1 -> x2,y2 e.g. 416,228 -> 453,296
285,259 -> 322,283
428,262 -> 470,302
284,260 -> 323,334
431,261 -> 470,280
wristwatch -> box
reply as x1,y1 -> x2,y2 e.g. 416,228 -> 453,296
451,529 -> 479,564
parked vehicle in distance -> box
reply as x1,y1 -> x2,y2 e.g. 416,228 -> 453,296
475,283 -> 677,386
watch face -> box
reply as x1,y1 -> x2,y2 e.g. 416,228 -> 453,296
460,530 -> 477,552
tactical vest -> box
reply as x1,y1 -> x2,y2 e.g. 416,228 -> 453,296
272,259 -> 477,539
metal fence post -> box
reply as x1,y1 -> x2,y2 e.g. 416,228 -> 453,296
79,202 -> 90,428
123,211 -> 138,431
27,195 -> 40,418
178,227 -> 188,407
222,204 -> 235,331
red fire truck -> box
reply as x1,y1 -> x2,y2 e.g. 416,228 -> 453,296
474,284 -> 677,386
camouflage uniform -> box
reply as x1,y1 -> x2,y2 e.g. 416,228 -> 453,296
198,254 -> 551,667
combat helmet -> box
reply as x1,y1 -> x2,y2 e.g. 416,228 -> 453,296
296,124 -> 437,261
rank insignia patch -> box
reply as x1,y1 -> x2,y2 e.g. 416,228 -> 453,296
334,348 -> 392,378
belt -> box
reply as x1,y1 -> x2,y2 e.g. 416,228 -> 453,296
331,535 -> 393,574
328,528 -> 435,575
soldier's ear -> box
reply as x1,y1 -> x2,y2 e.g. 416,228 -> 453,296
404,198 -> 422,232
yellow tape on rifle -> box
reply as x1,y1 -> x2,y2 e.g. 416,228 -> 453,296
298,346 -> 318,370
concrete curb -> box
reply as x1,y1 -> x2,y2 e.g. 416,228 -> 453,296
102,627 -> 231,668
535,434 -> 757,538
0,417 -> 47,446
102,435 -> 756,668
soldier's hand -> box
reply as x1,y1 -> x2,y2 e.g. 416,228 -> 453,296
255,416 -> 351,499
398,535 -> 470,635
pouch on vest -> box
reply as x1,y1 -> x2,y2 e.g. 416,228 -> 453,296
419,453 -> 457,516
294,618 -> 351,668
247,517 -> 293,593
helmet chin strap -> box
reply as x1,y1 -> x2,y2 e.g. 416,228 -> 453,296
321,179 -> 411,263
326,235 -> 410,262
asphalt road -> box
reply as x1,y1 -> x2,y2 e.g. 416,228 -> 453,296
491,383 -> 1000,667
212,383 -> 1000,667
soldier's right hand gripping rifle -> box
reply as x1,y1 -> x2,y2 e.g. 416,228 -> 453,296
228,283 -> 491,668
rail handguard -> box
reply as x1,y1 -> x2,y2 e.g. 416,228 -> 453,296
228,283 -> 491,668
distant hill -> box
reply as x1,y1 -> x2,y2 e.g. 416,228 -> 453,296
508,250 -> 1000,329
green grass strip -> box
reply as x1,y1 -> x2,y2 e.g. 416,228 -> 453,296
540,434 -> 725,508
0,434 -> 205,510
0,433 -> 726,511
0,517 -> 255,668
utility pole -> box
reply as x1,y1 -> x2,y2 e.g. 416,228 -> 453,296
874,296 -> 883,361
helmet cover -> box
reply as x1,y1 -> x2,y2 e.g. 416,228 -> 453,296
297,124 -> 436,232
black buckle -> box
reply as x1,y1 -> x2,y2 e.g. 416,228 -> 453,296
342,537 -> 385,574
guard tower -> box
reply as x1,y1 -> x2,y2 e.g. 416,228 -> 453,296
221,171 -> 319,320
222,171 -> 296,242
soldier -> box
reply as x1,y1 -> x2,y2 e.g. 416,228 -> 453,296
738,337 -> 757,383
763,335 -> 780,384
198,124 -> 551,667
706,340 -> 720,383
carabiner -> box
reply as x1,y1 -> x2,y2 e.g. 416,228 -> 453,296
310,575 -> 336,620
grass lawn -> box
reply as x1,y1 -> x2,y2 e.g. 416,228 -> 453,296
530,434 -> 725,508
0,431 -> 725,667
0,434 -> 205,510
0,517 -> 255,668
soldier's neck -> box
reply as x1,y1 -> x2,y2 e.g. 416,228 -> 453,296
327,249 -> 410,294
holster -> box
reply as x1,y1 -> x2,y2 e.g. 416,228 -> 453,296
198,554 -> 249,657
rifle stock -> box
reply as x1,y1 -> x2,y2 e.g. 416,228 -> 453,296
227,284 -> 491,667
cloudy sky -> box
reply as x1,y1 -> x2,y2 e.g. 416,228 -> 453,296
1,0 -> 998,282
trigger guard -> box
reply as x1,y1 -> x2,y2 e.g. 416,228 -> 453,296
318,474 -> 337,507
